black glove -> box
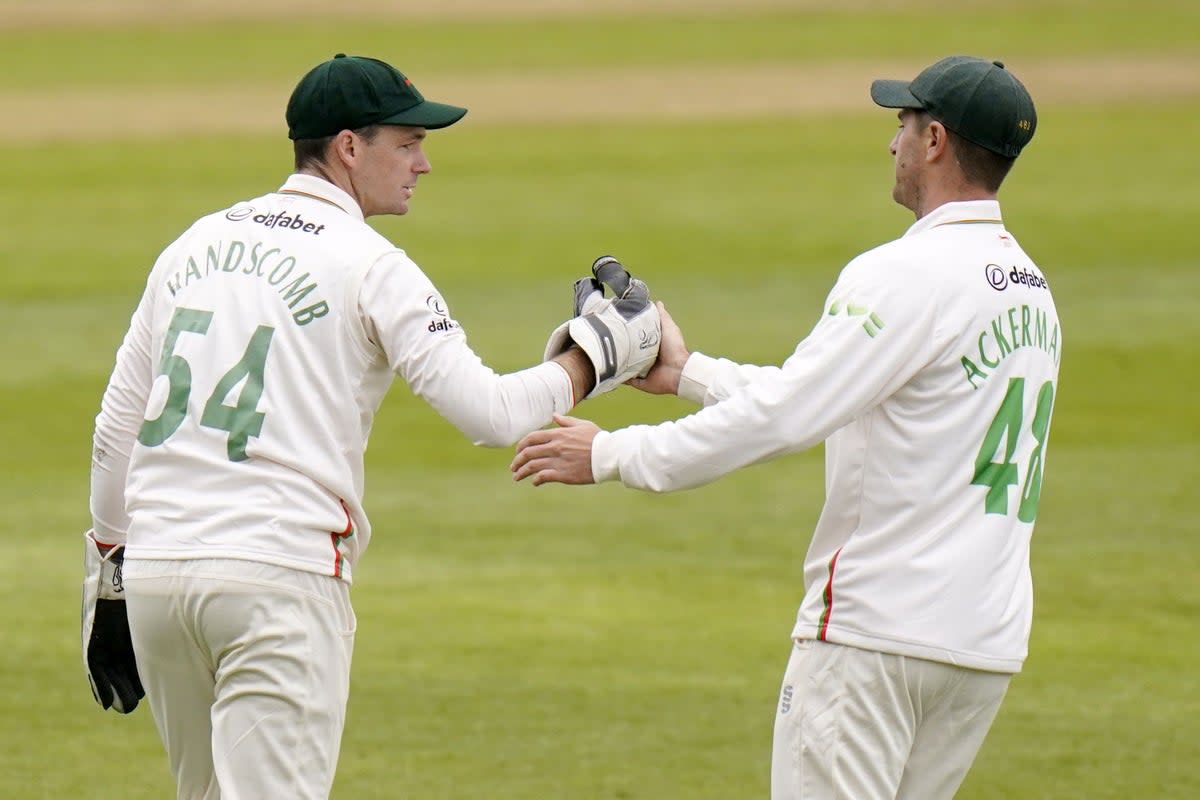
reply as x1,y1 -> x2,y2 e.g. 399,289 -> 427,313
81,531 -> 144,713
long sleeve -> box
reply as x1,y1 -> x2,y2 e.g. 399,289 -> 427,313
676,352 -> 782,406
591,250 -> 942,492
359,253 -> 573,448
91,283 -> 156,543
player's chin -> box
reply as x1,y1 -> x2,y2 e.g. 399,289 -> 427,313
386,194 -> 413,216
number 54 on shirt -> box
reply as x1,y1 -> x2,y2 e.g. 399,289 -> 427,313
138,307 -> 274,462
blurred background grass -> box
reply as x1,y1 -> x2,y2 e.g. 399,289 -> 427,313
1,1 -> 1197,798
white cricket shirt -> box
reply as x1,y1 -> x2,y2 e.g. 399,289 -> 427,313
91,174 -> 573,582
591,200 -> 1061,672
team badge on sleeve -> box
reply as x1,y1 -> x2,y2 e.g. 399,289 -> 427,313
425,293 -> 459,333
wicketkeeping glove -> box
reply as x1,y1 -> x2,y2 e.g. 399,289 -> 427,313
544,255 -> 661,398
81,530 -> 144,713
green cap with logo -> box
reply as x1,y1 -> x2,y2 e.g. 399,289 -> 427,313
286,54 -> 468,140
870,56 -> 1036,158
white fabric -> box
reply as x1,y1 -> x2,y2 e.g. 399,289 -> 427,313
92,174 -> 573,581
123,558 -> 355,800
591,200 -> 1062,672
771,640 -> 1009,800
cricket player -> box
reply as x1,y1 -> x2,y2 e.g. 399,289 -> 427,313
80,53 -> 659,800
511,56 -> 1060,799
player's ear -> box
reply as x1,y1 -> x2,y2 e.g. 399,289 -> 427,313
330,130 -> 358,167
925,120 -> 949,163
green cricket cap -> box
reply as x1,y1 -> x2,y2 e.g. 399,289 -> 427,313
286,54 -> 467,140
870,56 -> 1036,158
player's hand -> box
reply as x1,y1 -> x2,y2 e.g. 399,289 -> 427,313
628,302 -> 689,395
81,531 -> 144,713
543,256 -> 661,398
511,414 -> 602,485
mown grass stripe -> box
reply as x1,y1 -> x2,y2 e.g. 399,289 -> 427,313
5,56 -> 1199,142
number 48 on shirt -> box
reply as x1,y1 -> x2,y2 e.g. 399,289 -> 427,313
972,377 -> 1055,523
138,307 -> 274,462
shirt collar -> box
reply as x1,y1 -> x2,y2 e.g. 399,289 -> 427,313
276,173 -> 364,221
903,199 -> 1003,238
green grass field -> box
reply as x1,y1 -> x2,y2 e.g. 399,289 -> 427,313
2,1 -> 1198,797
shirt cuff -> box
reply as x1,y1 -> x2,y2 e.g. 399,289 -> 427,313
677,352 -> 720,405
543,360 -> 578,414
590,430 -> 621,484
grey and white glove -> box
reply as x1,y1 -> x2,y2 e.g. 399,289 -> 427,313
81,530 -> 143,713
544,255 -> 661,398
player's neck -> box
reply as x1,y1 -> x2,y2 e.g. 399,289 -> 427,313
298,164 -> 369,217
913,181 -> 997,220
300,164 -> 349,196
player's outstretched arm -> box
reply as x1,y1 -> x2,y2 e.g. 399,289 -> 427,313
511,414 -> 602,485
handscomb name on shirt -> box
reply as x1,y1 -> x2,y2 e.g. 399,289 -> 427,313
164,240 -> 329,326
960,303 -> 1060,389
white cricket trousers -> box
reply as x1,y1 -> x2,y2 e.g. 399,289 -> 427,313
771,639 -> 1011,800
122,558 -> 356,800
